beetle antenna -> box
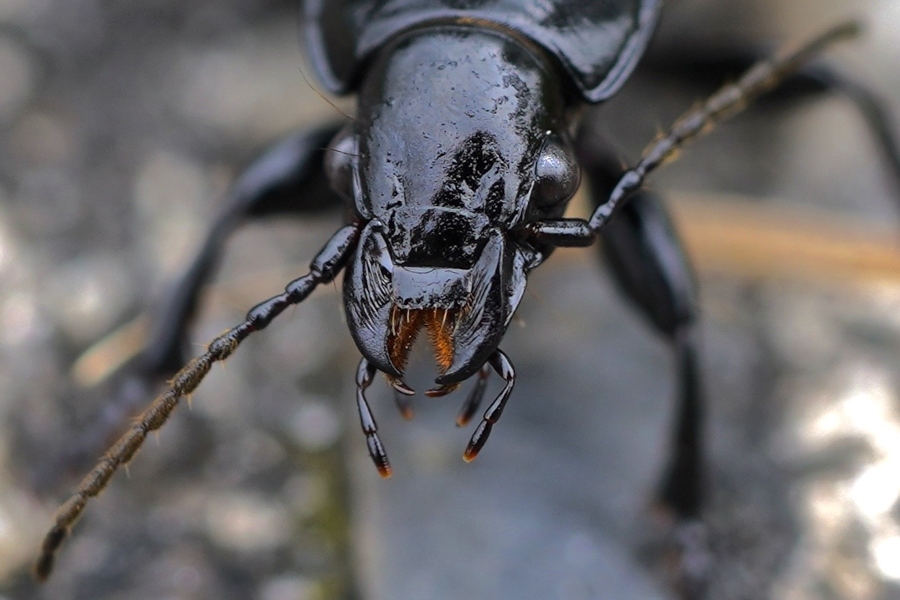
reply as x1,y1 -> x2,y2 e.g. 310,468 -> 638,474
34,223 -> 361,582
589,21 -> 862,231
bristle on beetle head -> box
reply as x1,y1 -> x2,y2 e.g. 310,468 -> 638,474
388,306 -> 457,379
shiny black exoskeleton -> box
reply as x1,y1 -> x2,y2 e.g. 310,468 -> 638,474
311,0 -> 661,467
36,1 -> 900,596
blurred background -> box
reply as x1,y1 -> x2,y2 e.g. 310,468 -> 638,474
0,0 -> 900,598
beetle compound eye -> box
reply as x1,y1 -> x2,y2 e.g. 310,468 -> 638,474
324,124 -> 359,202
532,134 -> 580,210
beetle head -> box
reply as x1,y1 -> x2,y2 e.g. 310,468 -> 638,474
343,221 -> 527,389
326,25 -> 579,388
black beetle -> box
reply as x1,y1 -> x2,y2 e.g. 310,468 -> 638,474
33,1 -> 900,594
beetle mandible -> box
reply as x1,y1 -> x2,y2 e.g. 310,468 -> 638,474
34,0 -> 900,592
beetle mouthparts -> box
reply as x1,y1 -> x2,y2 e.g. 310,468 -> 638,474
388,305 -> 462,395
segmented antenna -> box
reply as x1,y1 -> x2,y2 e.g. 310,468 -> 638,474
590,21 -> 863,230
34,223 -> 360,581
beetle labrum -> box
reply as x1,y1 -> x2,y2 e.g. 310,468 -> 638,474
34,1 -> 900,592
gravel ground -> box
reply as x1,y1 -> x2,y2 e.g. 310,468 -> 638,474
0,1 -> 900,599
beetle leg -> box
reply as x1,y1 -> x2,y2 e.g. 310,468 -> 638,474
456,362 -> 491,427
356,358 -> 392,478
463,350 -> 515,462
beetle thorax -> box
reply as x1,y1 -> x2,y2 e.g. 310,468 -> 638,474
355,25 -> 565,266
